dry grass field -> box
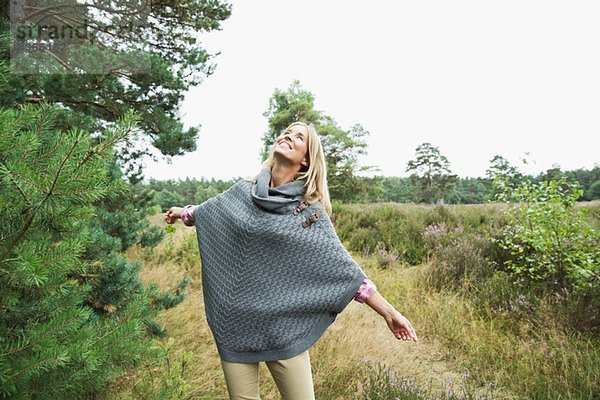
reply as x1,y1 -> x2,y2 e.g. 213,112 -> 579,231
102,204 -> 599,400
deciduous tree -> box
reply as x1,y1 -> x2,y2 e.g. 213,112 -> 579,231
262,81 -> 372,202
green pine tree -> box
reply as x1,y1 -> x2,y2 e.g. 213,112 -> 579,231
0,100 -> 159,399
406,142 -> 458,204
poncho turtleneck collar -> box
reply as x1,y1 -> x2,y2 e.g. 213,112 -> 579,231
251,168 -> 306,211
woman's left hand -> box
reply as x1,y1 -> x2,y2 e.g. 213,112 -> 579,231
384,310 -> 418,342
364,290 -> 418,342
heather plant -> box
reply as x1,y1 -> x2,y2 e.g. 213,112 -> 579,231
470,271 -> 538,320
422,222 -> 494,292
335,202 -> 508,269
372,242 -> 400,268
334,203 -> 429,265
362,363 -> 495,400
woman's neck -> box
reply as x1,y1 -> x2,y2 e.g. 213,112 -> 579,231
270,163 -> 301,188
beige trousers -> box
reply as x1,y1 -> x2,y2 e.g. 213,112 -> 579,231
220,350 -> 315,400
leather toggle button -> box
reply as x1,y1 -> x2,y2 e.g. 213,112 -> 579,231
293,201 -> 309,216
302,211 -> 322,228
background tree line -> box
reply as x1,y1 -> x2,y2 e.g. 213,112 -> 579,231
141,163 -> 600,211
139,80 -> 599,209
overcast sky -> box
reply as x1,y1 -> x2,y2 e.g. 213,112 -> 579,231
143,0 -> 600,182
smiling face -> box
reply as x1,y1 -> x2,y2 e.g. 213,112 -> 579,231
273,123 -> 309,169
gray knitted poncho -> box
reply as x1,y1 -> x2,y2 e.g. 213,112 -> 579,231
193,168 -> 366,362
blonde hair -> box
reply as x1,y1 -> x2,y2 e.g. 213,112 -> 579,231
261,122 -> 332,214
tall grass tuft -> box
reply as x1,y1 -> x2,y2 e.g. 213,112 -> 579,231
362,363 -> 496,400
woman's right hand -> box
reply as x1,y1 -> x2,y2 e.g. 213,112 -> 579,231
165,206 -> 184,224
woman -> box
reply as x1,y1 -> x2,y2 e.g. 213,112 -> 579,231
165,121 -> 417,400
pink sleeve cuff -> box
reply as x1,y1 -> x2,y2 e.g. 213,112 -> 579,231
354,278 -> 377,303
181,205 -> 197,227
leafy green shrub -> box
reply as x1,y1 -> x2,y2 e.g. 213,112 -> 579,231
494,176 -> 599,290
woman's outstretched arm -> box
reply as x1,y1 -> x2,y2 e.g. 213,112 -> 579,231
365,291 -> 418,342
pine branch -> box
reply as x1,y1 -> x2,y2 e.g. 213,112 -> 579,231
74,114 -> 137,173
66,100 -> 116,118
43,49 -> 77,73
0,130 -> 85,262
100,324 -> 143,355
7,351 -> 69,381
33,104 -> 54,141
3,171 -> 29,201
0,164 -> 45,194
43,132 -> 84,205
3,308 -> 88,356
25,3 -> 145,21
0,212 -> 34,264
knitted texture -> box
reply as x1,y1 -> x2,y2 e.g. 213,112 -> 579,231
193,176 -> 366,362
